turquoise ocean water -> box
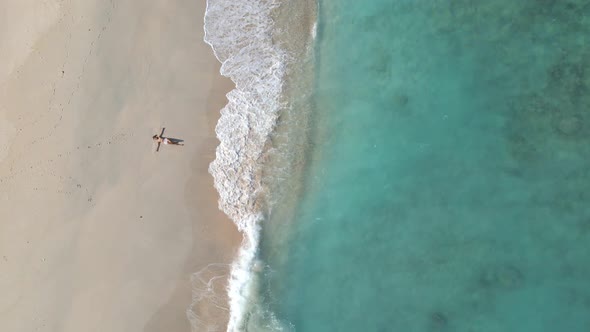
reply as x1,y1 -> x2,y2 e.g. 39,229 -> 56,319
256,1 -> 590,331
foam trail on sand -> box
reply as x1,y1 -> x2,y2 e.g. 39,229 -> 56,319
195,0 -> 287,330
187,264 -> 231,332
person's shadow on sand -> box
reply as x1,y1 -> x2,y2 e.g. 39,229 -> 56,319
153,128 -> 184,152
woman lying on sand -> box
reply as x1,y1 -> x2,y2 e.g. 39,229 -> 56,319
152,134 -> 183,145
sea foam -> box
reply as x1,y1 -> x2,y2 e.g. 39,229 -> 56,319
193,0 -> 288,331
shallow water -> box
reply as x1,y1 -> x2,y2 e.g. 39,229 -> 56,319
258,1 -> 590,331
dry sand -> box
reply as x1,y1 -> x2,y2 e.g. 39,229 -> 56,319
0,0 -> 241,331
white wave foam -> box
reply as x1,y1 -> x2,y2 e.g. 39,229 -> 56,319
197,0 -> 287,331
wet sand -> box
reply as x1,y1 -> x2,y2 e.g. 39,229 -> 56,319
0,0 -> 241,331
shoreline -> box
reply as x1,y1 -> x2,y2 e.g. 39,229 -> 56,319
203,0 -> 318,329
0,1 -> 241,331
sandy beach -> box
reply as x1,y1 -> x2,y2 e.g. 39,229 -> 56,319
0,0 -> 241,331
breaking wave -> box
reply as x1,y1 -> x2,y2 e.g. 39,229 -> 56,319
192,0 -> 290,331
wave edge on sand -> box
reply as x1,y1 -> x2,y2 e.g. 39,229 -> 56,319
194,0 -> 289,331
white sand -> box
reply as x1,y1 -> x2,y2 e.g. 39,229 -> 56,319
0,0 -> 240,331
